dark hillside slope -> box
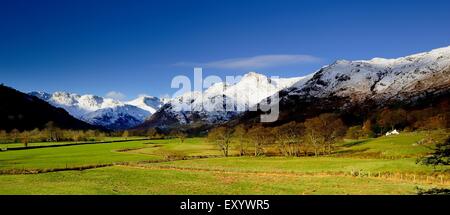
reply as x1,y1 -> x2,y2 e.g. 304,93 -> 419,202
0,85 -> 98,131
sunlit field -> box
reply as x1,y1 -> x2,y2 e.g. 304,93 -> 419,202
0,132 -> 449,194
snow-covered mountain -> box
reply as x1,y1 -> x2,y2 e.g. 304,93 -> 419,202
29,45 -> 450,131
139,72 -> 306,129
0,85 -> 97,131
127,95 -> 163,114
230,45 -> 450,126
29,92 -> 163,130
284,46 -> 450,103
140,45 -> 450,131
81,105 -> 150,130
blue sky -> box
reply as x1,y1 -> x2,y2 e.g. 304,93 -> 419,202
1,0 -> 450,100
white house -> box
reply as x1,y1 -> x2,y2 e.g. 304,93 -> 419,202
385,129 -> 400,136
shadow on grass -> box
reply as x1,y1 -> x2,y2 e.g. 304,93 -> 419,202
417,187 -> 450,195
341,139 -> 371,147
0,138 -> 150,152
334,148 -> 369,156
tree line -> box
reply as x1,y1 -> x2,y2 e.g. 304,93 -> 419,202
0,122 -> 191,147
207,102 -> 449,157
345,101 -> 448,139
0,122 -> 108,146
127,127 -> 188,142
208,113 -> 347,157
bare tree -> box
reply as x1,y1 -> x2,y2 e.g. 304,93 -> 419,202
45,121 -> 63,142
122,130 -> 129,140
247,125 -> 274,156
21,131 -> 29,147
0,130 -> 7,144
304,113 -> 346,156
10,128 -> 20,143
346,125 -> 363,139
147,128 -> 160,139
362,119 -> 374,138
232,124 -> 248,156
273,121 -> 305,157
171,129 -> 187,144
377,108 -> 407,132
208,126 -> 234,157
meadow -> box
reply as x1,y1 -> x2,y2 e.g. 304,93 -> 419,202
0,132 -> 449,194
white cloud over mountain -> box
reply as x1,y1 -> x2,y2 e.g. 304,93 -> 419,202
175,54 -> 321,69
105,91 -> 126,101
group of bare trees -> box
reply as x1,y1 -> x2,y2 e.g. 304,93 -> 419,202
0,122 -> 107,145
206,102 -> 449,157
304,113 -> 347,155
343,105 -> 449,140
376,101 -> 449,133
208,113 -> 347,157
272,122 -> 304,156
124,127 -> 188,143
345,119 -> 374,139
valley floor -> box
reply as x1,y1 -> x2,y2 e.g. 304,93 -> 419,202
0,132 -> 449,194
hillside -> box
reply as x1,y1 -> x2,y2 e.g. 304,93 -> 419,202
232,46 -> 450,127
136,46 -> 450,133
0,85 -> 97,131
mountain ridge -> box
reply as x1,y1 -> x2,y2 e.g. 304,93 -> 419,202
19,45 -> 450,132
138,45 -> 450,132
235,45 -> 450,127
29,91 -> 163,130
137,72 -> 307,131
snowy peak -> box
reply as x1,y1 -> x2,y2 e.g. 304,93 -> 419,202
81,104 -> 150,130
29,91 -> 163,130
362,45 -> 450,66
30,91 -> 122,118
148,71 -> 305,126
240,71 -> 307,88
29,91 -> 52,101
241,71 -> 268,80
171,71 -> 304,112
287,45 -> 450,102
126,95 -> 163,114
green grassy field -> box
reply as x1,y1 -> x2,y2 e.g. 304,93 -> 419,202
337,133 -> 430,158
0,166 -> 435,194
0,136 -> 145,149
0,131 -> 449,194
